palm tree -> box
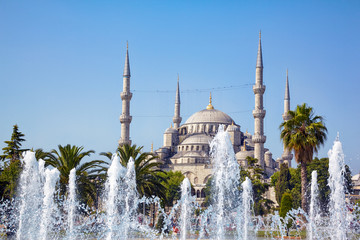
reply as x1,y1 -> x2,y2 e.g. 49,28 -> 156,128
280,103 -> 327,211
45,144 -> 108,207
100,144 -> 166,199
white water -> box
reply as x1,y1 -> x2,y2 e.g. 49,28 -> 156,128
210,125 -> 241,239
238,177 -> 253,240
67,168 -> 77,239
328,134 -> 347,240
39,168 -> 60,240
16,151 -> 44,240
123,157 -> 138,238
106,153 -> 126,240
308,170 -> 320,240
179,178 -> 192,240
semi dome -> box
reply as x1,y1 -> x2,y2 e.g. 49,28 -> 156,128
184,108 -> 234,125
181,134 -> 213,145
165,127 -> 178,134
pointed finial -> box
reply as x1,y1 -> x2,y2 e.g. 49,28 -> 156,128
151,142 -> 153,152
336,132 -> 340,141
232,121 -> 234,126
123,42 -> 131,77
206,92 -> 214,110
285,69 -> 290,100
171,123 -> 173,128
177,73 -> 179,82
256,31 -> 263,68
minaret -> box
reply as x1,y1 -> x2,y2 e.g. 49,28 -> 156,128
172,74 -> 182,129
252,31 -> 266,168
118,42 -> 132,146
281,69 -> 293,166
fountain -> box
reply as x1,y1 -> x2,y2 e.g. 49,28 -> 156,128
209,125 -> 241,239
39,168 -> 60,240
308,170 -> 320,240
237,177 -> 254,240
1,131 -> 359,239
328,134 -> 348,240
179,178 -> 193,240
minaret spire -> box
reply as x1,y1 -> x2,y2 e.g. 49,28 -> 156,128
118,42 -> 132,146
256,30 -> 263,68
252,31 -> 266,168
281,69 -> 293,166
173,74 -> 182,129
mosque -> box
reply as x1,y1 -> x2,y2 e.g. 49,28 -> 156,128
118,35 -> 293,203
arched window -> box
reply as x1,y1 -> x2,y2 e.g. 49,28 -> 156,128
196,190 -> 200,198
194,177 -> 198,184
191,188 -> 195,196
196,146 -> 199,151
201,189 -> 206,198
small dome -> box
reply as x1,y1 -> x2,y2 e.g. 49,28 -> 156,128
235,150 -> 254,160
181,134 -> 212,145
227,124 -> 240,132
184,108 -> 234,125
265,151 -> 272,155
165,127 -> 178,134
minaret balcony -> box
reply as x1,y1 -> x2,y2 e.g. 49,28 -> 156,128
252,135 -> 266,143
253,85 -> 266,94
252,109 -> 266,118
281,153 -> 293,161
119,115 -> 132,123
120,92 -> 133,100
282,113 -> 291,121
172,116 -> 182,124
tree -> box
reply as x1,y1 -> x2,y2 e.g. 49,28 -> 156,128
241,156 -> 273,215
45,144 -> 108,207
280,103 -> 327,212
0,160 -> 22,199
275,163 -> 292,205
271,157 -> 353,212
279,192 -> 293,236
0,125 -> 26,163
100,144 -> 166,199
158,171 -> 184,209
0,125 -> 26,199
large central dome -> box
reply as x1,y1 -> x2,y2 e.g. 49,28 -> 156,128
184,108 -> 234,125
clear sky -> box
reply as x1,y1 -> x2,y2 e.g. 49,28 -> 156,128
1,1 -> 359,173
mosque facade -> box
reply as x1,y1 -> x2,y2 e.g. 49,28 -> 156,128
118,35 -> 292,203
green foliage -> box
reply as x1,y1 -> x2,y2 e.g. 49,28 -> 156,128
202,176 -> 213,207
279,192 -> 293,235
46,144 -> 108,207
271,157 -> 353,212
158,171 -> 184,208
275,163 -> 292,204
279,192 -> 293,218
0,160 -> 22,199
241,156 -> 273,215
280,103 -> 327,211
1,125 -> 26,163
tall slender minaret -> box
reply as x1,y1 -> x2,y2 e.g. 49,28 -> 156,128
252,31 -> 267,168
172,74 -> 182,129
281,69 -> 293,166
118,42 -> 132,146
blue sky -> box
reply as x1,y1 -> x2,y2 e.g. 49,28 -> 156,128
1,1 -> 359,173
